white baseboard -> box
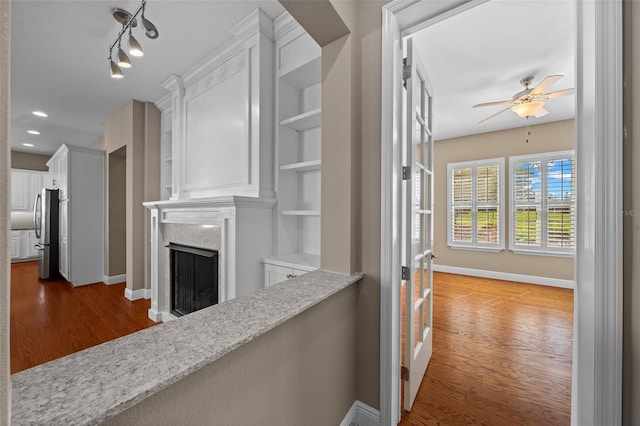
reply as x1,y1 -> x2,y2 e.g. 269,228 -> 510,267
147,309 -> 176,323
124,287 -> 151,301
432,265 -> 574,289
103,274 -> 126,285
340,400 -> 380,426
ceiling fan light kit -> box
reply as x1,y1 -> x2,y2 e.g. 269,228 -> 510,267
474,75 -> 574,123
108,0 -> 158,79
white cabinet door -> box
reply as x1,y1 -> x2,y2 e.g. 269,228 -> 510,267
11,171 -> 29,210
29,173 -> 43,209
10,233 -> 21,260
263,263 -> 309,287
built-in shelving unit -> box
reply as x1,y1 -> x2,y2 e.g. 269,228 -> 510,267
268,13 -> 321,276
279,108 -> 321,131
156,94 -> 173,201
279,160 -> 321,172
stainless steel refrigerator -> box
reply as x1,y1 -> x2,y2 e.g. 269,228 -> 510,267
34,188 -> 60,279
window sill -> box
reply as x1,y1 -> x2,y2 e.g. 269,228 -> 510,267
510,249 -> 575,258
448,245 -> 504,253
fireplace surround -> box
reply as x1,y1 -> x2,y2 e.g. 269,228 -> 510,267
144,196 -> 275,322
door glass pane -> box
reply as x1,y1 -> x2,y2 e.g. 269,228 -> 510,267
414,212 -> 422,258
423,290 -> 431,334
414,301 -> 423,349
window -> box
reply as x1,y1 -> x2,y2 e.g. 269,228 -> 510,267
447,158 -> 504,250
509,151 -> 575,256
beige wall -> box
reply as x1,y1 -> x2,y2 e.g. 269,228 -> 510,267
10,151 -> 49,171
103,100 -> 160,288
1,1 -> 11,423
106,284 -> 358,426
623,1 -> 640,424
108,147 -> 126,276
434,120 -> 575,281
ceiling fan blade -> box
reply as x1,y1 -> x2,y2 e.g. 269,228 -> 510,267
478,106 -> 512,124
534,106 -> 549,118
473,99 -> 514,108
530,75 -> 563,95
543,88 -> 575,99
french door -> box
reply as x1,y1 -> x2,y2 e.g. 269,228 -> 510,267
403,36 -> 435,411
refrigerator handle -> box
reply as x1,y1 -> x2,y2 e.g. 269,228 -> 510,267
33,192 -> 42,239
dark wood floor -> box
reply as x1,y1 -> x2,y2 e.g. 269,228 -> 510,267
400,272 -> 573,425
10,261 -> 157,374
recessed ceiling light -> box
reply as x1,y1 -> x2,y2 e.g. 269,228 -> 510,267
32,111 -> 48,118
27,130 -> 40,135
22,143 -> 34,147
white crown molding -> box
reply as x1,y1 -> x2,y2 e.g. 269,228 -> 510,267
154,93 -> 172,112
273,11 -> 299,41
231,8 -> 274,42
160,74 -> 183,93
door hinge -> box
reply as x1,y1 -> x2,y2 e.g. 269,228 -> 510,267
402,165 -> 411,180
403,58 -> 411,88
401,365 -> 409,381
401,266 -> 410,280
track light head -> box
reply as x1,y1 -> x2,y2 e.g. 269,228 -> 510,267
110,59 -> 124,79
141,6 -> 159,39
117,46 -> 131,68
128,33 -> 143,57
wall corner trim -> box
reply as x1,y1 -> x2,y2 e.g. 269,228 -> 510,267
124,287 -> 151,301
433,265 -> 574,289
340,400 -> 380,426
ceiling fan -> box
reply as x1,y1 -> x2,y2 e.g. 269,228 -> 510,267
473,75 -> 574,124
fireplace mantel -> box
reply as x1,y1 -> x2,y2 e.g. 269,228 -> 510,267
144,196 -> 275,321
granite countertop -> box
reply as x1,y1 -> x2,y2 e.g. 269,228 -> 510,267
10,269 -> 363,425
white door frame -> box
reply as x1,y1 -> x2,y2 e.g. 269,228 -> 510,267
379,1 -> 623,425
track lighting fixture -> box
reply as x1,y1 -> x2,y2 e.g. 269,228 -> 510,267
107,0 -> 158,79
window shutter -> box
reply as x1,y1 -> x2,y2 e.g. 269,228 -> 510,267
451,168 -> 472,243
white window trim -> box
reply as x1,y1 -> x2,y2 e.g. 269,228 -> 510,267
509,150 -> 575,257
446,157 -> 505,251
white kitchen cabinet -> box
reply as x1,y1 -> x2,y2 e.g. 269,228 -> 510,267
47,144 -> 104,286
10,230 -> 40,262
262,253 -> 320,287
273,14 -> 321,260
11,169 -> 47,212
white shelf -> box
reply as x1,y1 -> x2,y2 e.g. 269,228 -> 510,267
281,210 -> 321,216
280,109 -> 321,132
280,56 -> 321,90
262,252 -> 320,271
279,160 -> 321,172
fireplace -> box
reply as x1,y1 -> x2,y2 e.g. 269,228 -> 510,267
168,243 -> 219,317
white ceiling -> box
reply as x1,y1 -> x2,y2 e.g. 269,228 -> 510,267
412,0 -> 575,141
10,0 -> 575,156
11,0 -> 285,155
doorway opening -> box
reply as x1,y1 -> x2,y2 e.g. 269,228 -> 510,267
381,0 -> 622,425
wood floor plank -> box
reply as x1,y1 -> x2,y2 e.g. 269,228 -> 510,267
400,272 -> 573,425
10,261 -> 157,374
